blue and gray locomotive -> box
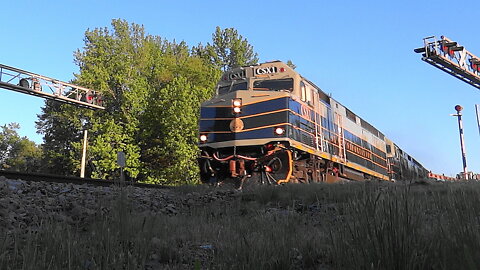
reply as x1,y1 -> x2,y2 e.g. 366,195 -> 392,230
198,61 -> 427,186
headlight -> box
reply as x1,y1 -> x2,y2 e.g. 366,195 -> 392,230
274,127 -> 285,135
232,98 -> 242,114
232,99 -> 242,107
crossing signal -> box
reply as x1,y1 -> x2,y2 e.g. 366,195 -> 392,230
18,78 -> 29,88
96,95 -> 103,107
86,90 -> 95,104
471,58 -> 480,72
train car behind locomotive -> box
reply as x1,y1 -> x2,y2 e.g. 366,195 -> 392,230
198,61 -> 427,186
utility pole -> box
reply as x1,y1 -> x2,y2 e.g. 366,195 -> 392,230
80,129 -> 88,178
476,104 -> 480,136
453,105 -> 468,179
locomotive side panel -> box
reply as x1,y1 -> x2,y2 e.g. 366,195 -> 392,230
328,99 -> 389,179
384,137 -> 428,180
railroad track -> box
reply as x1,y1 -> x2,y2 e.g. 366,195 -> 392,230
0,169 -> 169,189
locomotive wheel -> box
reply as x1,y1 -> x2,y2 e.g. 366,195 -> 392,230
235,175 -> 255,190
198,159 -> 218,184
237,172 -> 277,190
199,158 -> 213,183
261,150 -> 293,184
199,158 -> 226,185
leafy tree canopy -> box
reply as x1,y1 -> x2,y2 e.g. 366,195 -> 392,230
37,19 -> 258,184
0,123 -> 42,172
286,60 -> 297,70
194,26 -> 259,71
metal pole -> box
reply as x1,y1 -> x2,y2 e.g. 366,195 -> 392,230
80,129 -> 88,178
454,105 -> 468,179
475,104 -> 480,136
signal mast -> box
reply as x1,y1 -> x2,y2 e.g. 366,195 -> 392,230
0,63 -> 104,110
415,36 -> 480,179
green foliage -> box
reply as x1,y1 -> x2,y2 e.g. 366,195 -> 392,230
286,60 -> 297,70
136,37 -> 219,184
140,77 -> 203,184
37,19 -> 242,184
36,101 -> 87,175
195,26 -> 259,71
0,123 -> 42,172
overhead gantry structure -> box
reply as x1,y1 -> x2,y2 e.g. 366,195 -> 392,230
415,36 -> 480,179
414,36 -> 480,90
0,63 -> 104,110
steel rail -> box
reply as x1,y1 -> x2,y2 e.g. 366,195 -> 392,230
0,169 -> 170,189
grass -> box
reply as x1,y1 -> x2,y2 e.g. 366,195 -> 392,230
2,180 -> 480,269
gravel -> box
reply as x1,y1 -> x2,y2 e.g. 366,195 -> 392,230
0,176 -> 236,235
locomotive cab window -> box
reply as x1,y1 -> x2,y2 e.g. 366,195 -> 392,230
218,82 -> 248,95
300,81 -> 314,106
252,78 -> 293,92
301,82 -> 306,102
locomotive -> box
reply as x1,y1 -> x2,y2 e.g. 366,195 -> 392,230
198,61 -> 428,186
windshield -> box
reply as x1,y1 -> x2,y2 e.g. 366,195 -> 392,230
253,78 -> 293,91
218,82 -> 248,95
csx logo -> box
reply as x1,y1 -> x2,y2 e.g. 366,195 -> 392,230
254,66 -> 278,75
228,70 -> 246,80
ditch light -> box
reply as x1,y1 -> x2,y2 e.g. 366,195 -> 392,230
274,127 -> 285,135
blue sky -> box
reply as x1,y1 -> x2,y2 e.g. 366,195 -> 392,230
2,0 -> 480,177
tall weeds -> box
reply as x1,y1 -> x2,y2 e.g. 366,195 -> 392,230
329,181 -> 480,269
3,181 -> 480,269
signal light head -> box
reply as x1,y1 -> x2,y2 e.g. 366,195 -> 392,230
414,47 -> 426,53
274,127 -> 285,135
85,90 -> 96,104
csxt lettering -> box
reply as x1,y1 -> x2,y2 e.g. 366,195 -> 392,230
229,70 -> 246,80
254,66 -> 278,75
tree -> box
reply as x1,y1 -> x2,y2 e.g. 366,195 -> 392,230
37,19 -> 219,184
36,20 -> 259,184
195,26 -> 259,71
286,60 -> 297,70
0,123 -> 42,172
73,20 -> 148,179
137,39 -> 219,184
36,19 -> 148,178
139,76 -> 202,184
36,100 -> 86,175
